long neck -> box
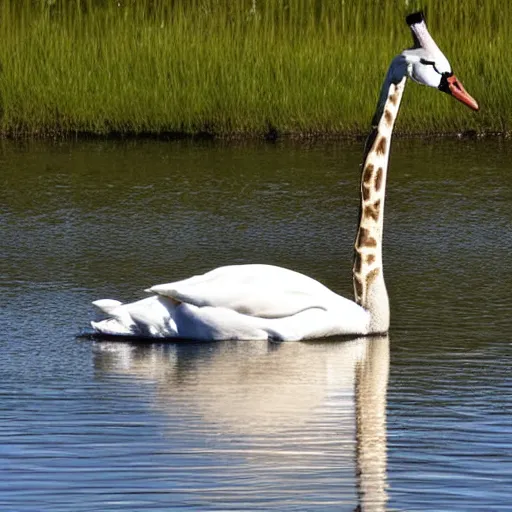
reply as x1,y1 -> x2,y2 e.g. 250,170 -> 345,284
353,69 -> 407,334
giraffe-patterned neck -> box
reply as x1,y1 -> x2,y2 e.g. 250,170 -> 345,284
352,76 -> 407,333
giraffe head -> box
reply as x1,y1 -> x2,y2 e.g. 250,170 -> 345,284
400,11 -> 479,111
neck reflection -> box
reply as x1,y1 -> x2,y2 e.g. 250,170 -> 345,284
93,336 -> 389,510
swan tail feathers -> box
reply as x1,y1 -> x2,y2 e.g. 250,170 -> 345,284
91,299 -> 136,332
90,318 -> 134,336
92,299 -> 124,315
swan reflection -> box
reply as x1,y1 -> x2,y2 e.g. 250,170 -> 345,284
93,336 -> 389,511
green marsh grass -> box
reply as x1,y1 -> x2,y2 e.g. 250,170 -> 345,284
0,0 -> 509,137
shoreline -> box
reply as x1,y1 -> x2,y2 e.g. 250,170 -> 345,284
0,128 -> 508,143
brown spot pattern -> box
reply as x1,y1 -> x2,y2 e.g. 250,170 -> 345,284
364,199 -> 381,222
389,89 -> 399,106
357,227 -> 377,248
384,109 -> 393,125
363,164 -> 374,184
375,137 -> 387,156
375,167 -> 384,191
366,268 -> 380,286
363,205 -> 377,222
362,186 -> 371,201
366,254 -> 376,265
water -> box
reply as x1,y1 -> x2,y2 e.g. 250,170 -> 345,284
1,138 -> 511,511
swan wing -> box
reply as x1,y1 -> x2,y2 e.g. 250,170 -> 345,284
147,264 -> 338,318
91,264 -> 371,340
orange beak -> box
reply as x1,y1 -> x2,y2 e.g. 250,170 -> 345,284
446,75 -> 479,111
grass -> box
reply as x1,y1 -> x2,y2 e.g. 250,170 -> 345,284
0,0 -> 509,138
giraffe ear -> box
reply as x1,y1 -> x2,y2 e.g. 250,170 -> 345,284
405,11 -> 439,53
406,11 -> 425,26
404,11 -> 452,75
406,11 -> 426,48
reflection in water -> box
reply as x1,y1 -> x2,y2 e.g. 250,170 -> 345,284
93,337 -> 389,511
3,138 -> 509,510
355,338 -> 389,512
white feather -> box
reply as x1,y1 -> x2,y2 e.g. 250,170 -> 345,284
91,264 -> 370,340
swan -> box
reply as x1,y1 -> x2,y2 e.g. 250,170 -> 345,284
90,12 -> 478,341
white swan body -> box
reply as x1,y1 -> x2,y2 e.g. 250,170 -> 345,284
92,264 -> 371,340
90,12 -> 478,341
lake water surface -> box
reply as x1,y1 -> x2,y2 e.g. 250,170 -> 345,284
1,138 -> 511,511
